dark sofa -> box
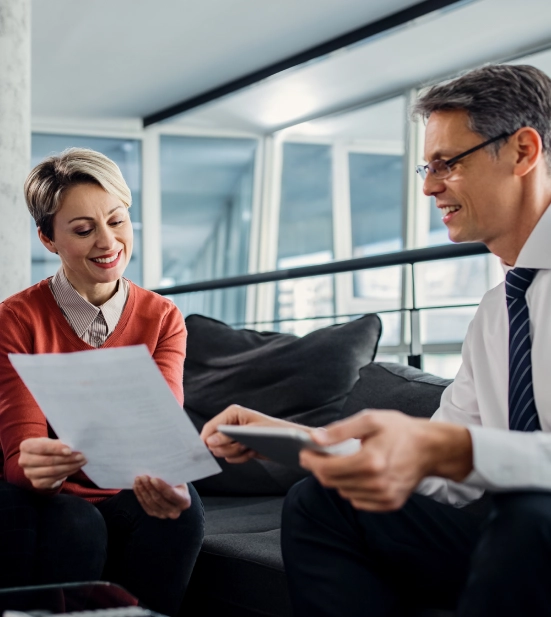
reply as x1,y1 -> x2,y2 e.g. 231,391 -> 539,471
181,314 -> 458,617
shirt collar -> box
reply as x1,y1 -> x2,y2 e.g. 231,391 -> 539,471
514,203 -> 551,269
100,278 -> 128,334
50,267 -> 127,338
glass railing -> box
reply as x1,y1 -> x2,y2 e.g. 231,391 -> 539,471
153,243 -> 491,377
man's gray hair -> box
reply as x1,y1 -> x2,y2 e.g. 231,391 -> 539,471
412,64 -> 551,165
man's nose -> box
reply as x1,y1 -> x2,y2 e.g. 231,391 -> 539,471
422,172 -> 446,197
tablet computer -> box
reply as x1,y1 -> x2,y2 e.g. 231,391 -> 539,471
217,425 -> 361,468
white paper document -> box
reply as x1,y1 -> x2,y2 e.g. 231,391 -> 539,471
9,345 -> 221,489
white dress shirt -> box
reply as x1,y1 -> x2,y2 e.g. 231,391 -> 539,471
49,267 -> 128,347
417,205 -> 551,507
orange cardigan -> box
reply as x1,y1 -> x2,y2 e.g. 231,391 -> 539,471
0,279 -> 186,502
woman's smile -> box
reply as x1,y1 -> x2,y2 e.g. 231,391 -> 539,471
90,249 -> 123,269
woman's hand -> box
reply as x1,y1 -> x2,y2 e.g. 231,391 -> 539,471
200,404 -> 300,463
133,476 -> 191,519
19,437 -> 86,490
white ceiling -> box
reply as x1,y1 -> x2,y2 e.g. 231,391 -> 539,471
281,95 -> 407,144
31,0 -> 420,119
172,0 -> 551,134
32,0 -> 551,135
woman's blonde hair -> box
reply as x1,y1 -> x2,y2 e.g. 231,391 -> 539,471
24,147 -> 132,240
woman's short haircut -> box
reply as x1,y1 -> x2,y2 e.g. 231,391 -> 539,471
25,147 -> 132,240
412,64 -> 551,167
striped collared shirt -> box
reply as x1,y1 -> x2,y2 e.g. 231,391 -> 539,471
49,267 -> 129,348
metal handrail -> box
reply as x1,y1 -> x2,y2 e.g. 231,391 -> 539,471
228,303 -> 481,329
153,242 -> 489,296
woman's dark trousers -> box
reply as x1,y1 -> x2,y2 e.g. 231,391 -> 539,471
0,481 -> 204,617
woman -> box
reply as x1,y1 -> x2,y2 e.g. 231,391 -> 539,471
0,148 -> 203,616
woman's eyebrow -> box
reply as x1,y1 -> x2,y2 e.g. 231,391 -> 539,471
68,205 -> 123,224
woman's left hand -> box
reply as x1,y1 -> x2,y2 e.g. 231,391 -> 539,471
133,475 -> 191,519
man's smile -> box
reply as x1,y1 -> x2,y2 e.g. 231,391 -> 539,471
438,204 -> 462,224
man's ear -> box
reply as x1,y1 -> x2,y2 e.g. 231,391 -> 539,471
512,127 -> 543,178
37,228 -> 58,254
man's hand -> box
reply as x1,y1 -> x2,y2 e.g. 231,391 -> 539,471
201,404 -> 300,463
133,476 -> 191,519
19,437 -> 87,490
300,410 -> 473,512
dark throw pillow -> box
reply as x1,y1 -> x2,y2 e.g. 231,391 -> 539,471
183,313 -> 382,495
342,362 -> 453,420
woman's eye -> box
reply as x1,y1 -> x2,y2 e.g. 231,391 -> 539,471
110,220 -> 125,227
75,229 -> 92,237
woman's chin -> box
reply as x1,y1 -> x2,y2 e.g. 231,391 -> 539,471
85,268 -> 125,287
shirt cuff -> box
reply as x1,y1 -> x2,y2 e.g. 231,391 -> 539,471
465,425 -> 551,491
415,475 -> 484,507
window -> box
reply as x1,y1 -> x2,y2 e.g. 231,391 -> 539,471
274,97 -> 407,338
30,134 -> 142,285
160,135 -> 256,325
336,97 -> 406,346
276,142 -> 334,334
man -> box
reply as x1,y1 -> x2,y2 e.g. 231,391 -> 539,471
202,64 -> 551,616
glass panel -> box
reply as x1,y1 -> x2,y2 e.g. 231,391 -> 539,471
421,306 -> 477,344
353,264 -> 403,313
350,151 -> 403,311
374,353 -> 406,365
415,255 -> 490,344
276,257 -> 335,336
276,143 -> 334,333
277,142 -> 333,260
427,196 -> 450,246
423,354 -> 462,380
415,255 -> 491,306
378,311 -> 402,347
168,289 -> 249,327
30,134 -> 142,285
160,136 -> 256,325
350,152 -> 403,254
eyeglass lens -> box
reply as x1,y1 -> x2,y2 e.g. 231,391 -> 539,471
417,160 -> 451,180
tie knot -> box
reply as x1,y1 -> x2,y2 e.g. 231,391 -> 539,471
505,268 -> 537,299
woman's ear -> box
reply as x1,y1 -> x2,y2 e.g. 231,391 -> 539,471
37,228 -> 58,254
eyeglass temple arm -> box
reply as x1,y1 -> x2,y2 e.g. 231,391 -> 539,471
444,132 -> 511,166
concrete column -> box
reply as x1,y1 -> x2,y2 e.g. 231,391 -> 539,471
0,0 -> 30,300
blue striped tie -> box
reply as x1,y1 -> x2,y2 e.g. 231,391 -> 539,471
506,267 -> 541,431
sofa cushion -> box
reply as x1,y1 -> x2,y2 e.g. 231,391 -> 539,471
184,313 -> 382,495
342,361 -> 453,419
184,496 -> 291,617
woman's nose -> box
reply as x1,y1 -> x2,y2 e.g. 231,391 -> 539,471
95,225 -> 116,249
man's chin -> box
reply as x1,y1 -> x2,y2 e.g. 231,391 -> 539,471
446,226 -> 472,244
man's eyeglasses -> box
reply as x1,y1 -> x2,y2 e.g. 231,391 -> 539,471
416,132 -> 512,180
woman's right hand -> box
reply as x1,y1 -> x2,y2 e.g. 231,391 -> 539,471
200,404 -> 299,463
19,437 -> 87,490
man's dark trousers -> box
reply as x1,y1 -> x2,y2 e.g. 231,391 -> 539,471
281,476 -> 551,617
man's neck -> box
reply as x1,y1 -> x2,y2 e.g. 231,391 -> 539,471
488,181 -> 551,266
